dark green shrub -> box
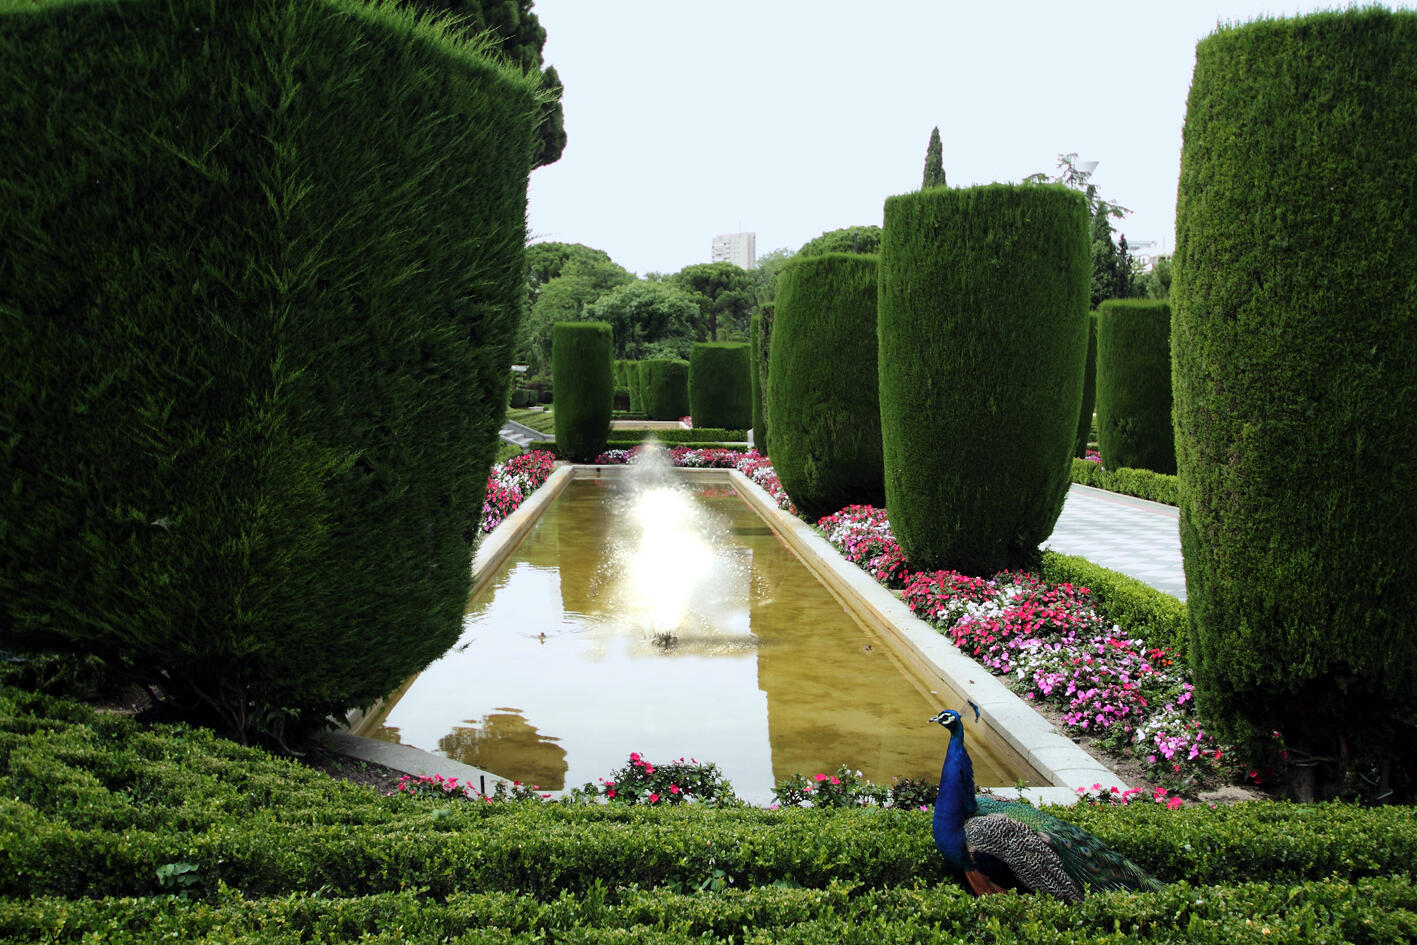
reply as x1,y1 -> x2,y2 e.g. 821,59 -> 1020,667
1174,8 -> 1417,798
749,313 -> 764,449
509,388 -> 536,408
1040,551 -> 1189,659
605,429 -> 747,445
1070,461 -> 1180,506
634,361 -> 651,417
551,322 -> 613,462
756,303 -> 775,456
539,388 -> 554,405
689,342 -> 752,430
0,0 -> 539,742
878,184 -> 1089,575
1074,311 -> 1098,457
612,386 -> 630,411
768,253 -> 885,520
1096,299 -> 1175,474
642,358 -> 690,420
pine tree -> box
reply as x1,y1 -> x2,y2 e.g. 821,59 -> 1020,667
1089,208 -> 1121,308
922,126 -> 947,189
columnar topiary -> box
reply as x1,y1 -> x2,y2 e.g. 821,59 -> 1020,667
0,0 -> 539,743
689,342 -> 751,430
1074,312 -> 1098,457
756,304 -> 775,456
1174,9 -> 1417,799
768,254 -> 885,520
878,184 -> 1089,575
1095,300 -> 1174,474
633,361 -> 651,418
643,358 -> 690,421
551,322 -> 613,461
749,313 -> 764,448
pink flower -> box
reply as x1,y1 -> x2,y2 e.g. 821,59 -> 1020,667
629,752 -> 641,763
669,785 -> 680,794
1167,797 -> 1184,810
649,793 -> 660,803
606,789 -> 616,798
830,776 -> 841,785
814,773 -> 829,782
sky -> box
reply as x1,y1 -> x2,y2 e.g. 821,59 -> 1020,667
524,0 -> 1414,277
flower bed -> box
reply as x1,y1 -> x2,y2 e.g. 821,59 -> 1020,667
818,504 -> 1225,794
479,450 -> 556,533
591,446 -> 796,514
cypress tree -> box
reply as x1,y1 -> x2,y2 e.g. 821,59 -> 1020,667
689,342 -> 752,430
1174,8 -> 1417,799
768,254 -> 884,520
749,313 -> 765,449
1095,300 -> 1174,474
1074,312 -> 1098,458
922,126 -> 947,189
551,322 -> 613,462
878,184 -> 1089,575
756,304 -> 774,456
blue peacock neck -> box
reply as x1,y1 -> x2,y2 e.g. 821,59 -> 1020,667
932,724 -> 979,871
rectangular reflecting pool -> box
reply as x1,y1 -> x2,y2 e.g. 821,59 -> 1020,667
358,464 -> 1041,801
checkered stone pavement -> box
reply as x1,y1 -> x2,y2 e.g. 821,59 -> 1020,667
1043,484 -> 1186,601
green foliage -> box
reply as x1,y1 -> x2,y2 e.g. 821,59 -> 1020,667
634,361 -> 652,419
756,303 -> 775,456
568,753 -> 742,807
768,253 -> 885,520
505,407 -> 556,435
1096,300 -> 1175,475
796,226 -> 881,258
523,255 -> 633,372
527,242 -> 616,301
642,359 -> 690,421
1145,256 -> 1173,300
747,246 -> 794,308
671,262 -> 755,341
393,0 -> 564,167
551,322 -> 613,462
584,281 -> 697,360
1089,207 -> 1137,308
1174,7 -> 1417,796
749,313 -> 764,448
922,126 -> 947,188
878,184 -> 1090,575
1074,312 -> 1098,457
1070,461 -> 1179,506
0,0 -> 538,744
603,429 -> 747,445
1040,551 -> 1189,660
689,343 -> 752,430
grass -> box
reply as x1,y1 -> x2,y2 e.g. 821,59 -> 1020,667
505,406 -> 556,434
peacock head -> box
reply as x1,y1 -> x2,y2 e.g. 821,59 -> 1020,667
928,702 -> 981,731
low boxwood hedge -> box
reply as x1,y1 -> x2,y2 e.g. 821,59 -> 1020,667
1071,460 -> 1179,506
1040,550 -> 1189,659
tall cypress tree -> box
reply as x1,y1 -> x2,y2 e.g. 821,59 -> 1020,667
922,126 -> 947,189
1089,208 -> 1121,309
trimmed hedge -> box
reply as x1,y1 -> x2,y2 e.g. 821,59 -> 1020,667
0,0 -> 539,742
768,253 -> 885,520
6,687 -> 1417,943
878,184 -> 1090,575
634,361 -> 651,419
1040,551 -> 1189,660
1071,460 -> 1179,506
1074,311 -> 1098,457
756,303 -> 775,456
617,360 -> 641,413
749,312 -> 764,449
603,429 -> 747,445
689,342 -> 752,430
642,358 -> 690,421
1096,300 -> 1175,474
551,322 -> 613,462
1174,8 -> 1417,794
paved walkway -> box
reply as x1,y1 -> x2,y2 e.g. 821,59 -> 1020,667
1044,484 -> 1186,600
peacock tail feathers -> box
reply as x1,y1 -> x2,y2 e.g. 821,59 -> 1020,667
974,795 -> 1165,894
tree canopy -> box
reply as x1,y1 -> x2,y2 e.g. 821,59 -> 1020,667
796,226 -> 882,258
583,281 -> 698,361
392,0 -> 565,167
520,254 -> 632,371
922,126 -> 947,189
671,262 -> 756,342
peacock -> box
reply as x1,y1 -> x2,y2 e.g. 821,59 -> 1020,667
930,706 -> 1165,903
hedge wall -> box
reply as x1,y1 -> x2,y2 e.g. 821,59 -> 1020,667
878,184 -> 1089,575
1070,460 -> 1179,506
1074,311 -> 1098,457
1096,300 -> 1175,474
634,361 -> 651,418
689,342 -> 752,430
0,0 -> 539,743
1174,8 -> 1417,798
768,253 -> 885,520
551,322 -> 613,462
6,687 -> 1417,943
643,358 -> 690,421
756,303 -> 775,456
749,313 -> 764,449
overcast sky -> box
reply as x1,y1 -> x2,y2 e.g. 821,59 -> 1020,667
524,0 -> 1412,277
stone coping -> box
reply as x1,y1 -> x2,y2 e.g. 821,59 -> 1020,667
336,462 -> 1126,807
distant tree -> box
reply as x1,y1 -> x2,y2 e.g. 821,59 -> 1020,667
392,0 -> 565,167
526,242 -> 616,303
922,126 -> 947,189
583,281 -> 698,360
1090,208 -> 1122,309
796,226 -> 882,257
1145,256 -> 1173,299
672,262 -> 755,342
522,257 -> 632,371
747,246 -> 794,308
1026,152 -> 1130,221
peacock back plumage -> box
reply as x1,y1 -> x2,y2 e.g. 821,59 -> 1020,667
929,707 -> 1164,903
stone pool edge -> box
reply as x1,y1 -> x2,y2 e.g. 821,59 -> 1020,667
332,461 -> 1126,806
